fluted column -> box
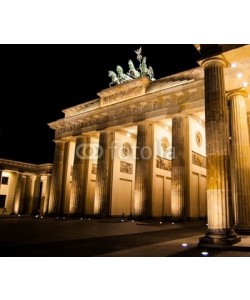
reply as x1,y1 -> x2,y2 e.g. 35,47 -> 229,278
0,169 -> 2,190
69,135 -> 90,215
41,174 -> 52,214
48,140 -> 66,215
13,174 -> 26,214
247,113 -> 250,144
94,131 -> 113,217
134,123 -> 152,217
228,90 -> 250,233
199,57 -> 240,246
27,176 -> 37,213
170,115 -> 185,220
19,175 -> 27,213
13,173 -> 21,214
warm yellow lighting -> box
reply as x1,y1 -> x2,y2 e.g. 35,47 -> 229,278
182,243 -> 188,247
126,133 -> 131,137
237,73 -> 243,79
231,63 -> 237,68
242,82 -> 248,87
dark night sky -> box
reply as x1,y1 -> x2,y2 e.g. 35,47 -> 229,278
0,45 -> 201,164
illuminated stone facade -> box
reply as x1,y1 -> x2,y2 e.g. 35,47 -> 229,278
0,159 -> 52,214
48,45 -> 250,245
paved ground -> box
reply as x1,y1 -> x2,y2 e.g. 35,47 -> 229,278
0,215 -> 250,256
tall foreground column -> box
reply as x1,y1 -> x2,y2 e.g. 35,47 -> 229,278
228,90 -> 250,233
69,136 -> 90,215
94,132 -> 113,217
134,123 -> 151,217
48,140 -> 67,215
247,113 -> 250,144
170,115 -> 185,219
199,58 -> 240,245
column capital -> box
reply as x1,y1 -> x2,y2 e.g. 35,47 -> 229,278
53,139 -> 67,144
136,121 -> 152,127
172,112 -> 187,119
227,88 -> 248,100
201,57 -> 228,69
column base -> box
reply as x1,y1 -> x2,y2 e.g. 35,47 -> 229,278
170,216 -> 186,223
198,229 -> 241,247
234,227 -> 250,235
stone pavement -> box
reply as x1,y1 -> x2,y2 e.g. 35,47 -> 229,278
0,215 -> 250,256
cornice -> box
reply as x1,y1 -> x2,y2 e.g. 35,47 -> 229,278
52,80 -> 204,140
0,158 -> 52,174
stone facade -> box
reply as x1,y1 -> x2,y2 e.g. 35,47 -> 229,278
47,45 -> 250,246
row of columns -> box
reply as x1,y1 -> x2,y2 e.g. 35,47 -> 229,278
48,119 -> 187,219
0,170 -> 51,214
199,57 -> 250,246
13,173 -> 52,214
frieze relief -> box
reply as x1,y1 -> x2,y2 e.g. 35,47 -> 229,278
192,151 -> 206,168
156,156 -> 172,171
120,161 -> 133,174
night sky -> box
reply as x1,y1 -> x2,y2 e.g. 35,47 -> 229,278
0,45 -> 201,164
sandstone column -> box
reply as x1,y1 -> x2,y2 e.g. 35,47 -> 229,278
48,140 -> 66,215
41,174 -> 52,214
228,90 -> 250,233
13,173 -> 22,214
134,123 -> 152,217
199,57 -> 240,246
13,173 -> 26,214
0,169 -> 2,190
170,115 -> 185,220
247,113 -> 250,144
27,176 -> 37,213
19,175 -> 27,213
22,176 -> 36,213
94,132 -> 113,217
69,135 -> 90,215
